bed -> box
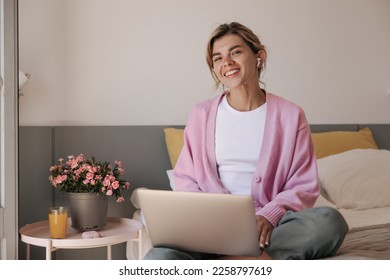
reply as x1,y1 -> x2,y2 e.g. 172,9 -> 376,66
310,125 -> 390,259
127,124 -> 390,260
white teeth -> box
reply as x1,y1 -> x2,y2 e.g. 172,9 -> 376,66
225,69 -> 239,77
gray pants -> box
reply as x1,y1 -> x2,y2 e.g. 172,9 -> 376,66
143,206 -> 348,260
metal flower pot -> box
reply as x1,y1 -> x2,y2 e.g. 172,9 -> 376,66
68,192 -> 108,231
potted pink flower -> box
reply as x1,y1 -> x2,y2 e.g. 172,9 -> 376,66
49,154 -> 130,231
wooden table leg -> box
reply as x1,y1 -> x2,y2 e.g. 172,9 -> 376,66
45,239 -> 52,260
107,245 -> 112,260
26,243 -> 30,260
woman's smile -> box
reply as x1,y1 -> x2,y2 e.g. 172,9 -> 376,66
224,68 -> 240,77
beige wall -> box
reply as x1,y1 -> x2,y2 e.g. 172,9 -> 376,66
18,0 -> 390,126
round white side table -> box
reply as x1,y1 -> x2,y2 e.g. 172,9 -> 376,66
19,217 -> 143,260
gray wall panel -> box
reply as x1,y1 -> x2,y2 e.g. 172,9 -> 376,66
19,126 -> 53,260
309,124 -> 358,133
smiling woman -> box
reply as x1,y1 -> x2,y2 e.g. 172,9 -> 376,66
143,22 -> 348,261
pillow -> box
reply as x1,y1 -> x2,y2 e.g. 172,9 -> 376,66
317,149 -> 390,210
311,127 -> 378,159
166,169 -> 176,190
164,128 -> 184,168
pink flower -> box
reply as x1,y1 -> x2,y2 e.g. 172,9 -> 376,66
116,197 -> 125,203
90,179 -> 96,185
76,154 -> 84,163
87,165 -> 97,173
55,175 -> 67,184
103,179 -> 110,187
80,165 -> 87,172
70,160 -> 78,169
111,181 -> 119,189
106,189 -> 113,196
86,172 -> 94,180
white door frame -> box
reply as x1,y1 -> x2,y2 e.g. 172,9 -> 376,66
0,0 -> 19,260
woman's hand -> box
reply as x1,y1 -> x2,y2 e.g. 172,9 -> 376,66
218,215 -> 274,260
255,215 -> 274,253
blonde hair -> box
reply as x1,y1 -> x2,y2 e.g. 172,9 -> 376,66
206,22 -> 267,87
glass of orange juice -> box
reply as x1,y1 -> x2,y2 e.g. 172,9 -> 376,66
48,207 -> 68,239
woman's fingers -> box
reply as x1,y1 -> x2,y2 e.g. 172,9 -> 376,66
256,215 -> 274,249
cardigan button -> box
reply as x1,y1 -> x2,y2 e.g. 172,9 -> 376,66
253,201 -> 260,207
255,176 -> 261,183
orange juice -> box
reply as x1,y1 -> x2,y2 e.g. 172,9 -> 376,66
48,207 -> 68,239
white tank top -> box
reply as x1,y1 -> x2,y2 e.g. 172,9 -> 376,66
215,95 -> 267,195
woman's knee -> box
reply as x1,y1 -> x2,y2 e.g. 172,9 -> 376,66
281,206 -> 348,237
300,207 -> 349,258
314,207 -> 349,238
270,207 -> 349,259
303,207 -> 349,257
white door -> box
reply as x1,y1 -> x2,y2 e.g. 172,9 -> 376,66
0,0 -> 19,260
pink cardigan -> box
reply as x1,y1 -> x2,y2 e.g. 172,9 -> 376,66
173,92 -> 320,227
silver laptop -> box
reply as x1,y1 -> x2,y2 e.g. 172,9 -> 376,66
133,188 -> 260,257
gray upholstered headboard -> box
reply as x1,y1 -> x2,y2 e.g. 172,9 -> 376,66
18,123 -> 390,259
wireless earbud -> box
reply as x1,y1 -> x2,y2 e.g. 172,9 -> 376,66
257,58 -> 261,68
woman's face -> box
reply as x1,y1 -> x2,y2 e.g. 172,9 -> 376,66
211,34 -> 259,90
